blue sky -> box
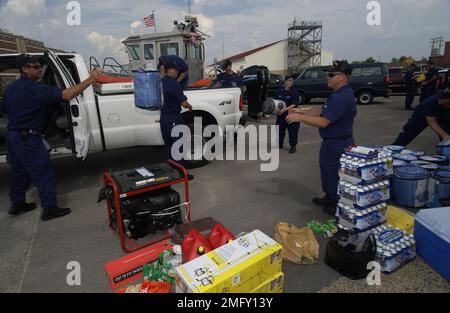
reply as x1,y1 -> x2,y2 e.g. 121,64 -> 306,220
1,0 -> 449,67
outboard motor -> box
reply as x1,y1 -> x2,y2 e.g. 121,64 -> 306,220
241,66 -> 265,119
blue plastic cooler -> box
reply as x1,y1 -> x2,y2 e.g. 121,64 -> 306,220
415,207 -> 450,281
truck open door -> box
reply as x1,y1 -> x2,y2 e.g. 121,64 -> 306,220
44,50 -> 90,160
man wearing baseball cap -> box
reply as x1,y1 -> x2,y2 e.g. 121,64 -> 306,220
393,89 -> 450,146
2,53 -> 103,221
286,60 -> 357,215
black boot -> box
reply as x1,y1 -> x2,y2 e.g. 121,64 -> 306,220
289,146 -> 297,154
187,174 -> 194,181
312,195 -> 335,207
8,202 -> 37,216
41,207 -> 71,221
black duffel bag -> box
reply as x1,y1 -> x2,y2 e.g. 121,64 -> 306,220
324,231 -> 377,280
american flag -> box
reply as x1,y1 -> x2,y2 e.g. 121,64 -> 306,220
143,13 -> 155,28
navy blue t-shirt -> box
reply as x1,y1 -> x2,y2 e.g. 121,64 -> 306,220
2,76 -> 62,131
422,95 -> 450,133
161,76 -> 188,115
275,87 -> 299,107
423,67 -> 440,92
319,84 -> 357,139
217,72 -> 244,88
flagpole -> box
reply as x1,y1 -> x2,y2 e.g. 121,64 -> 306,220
153,10 -> 157,33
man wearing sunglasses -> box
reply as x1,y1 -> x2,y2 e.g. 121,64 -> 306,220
286,60 -> 357,215
2,54 -> 103,221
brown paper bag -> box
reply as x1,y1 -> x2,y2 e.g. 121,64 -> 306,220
274,223 -> 319,265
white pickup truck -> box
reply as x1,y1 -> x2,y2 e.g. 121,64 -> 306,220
0,50 -> 244,165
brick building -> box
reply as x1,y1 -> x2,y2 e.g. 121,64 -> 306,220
0,29 -> 66,54
429,41 -> 450,67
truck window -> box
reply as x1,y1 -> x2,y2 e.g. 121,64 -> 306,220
127,45 -> 141,61
160,43 -> 179,57
352,66 -> 382,77
303,69 -> 318,79
144,44 -> 154,60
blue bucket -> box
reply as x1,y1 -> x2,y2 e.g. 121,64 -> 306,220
419,155 -> 448,166
132,70 -> 163,111
437,140 -> 450,160
384,145 -> 405,154
393,153 -> 418,162
410,160 -> 439,172
392,166 -> 428,208
401,149 -> 425,157
426,171 -> 450,208
393,160 -> 408,168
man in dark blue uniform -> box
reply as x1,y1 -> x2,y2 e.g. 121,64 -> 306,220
160,61 -> 194,179
158,55 -> 189,90
275,75 -> 300,154
1,54 -> 103,220
420,61 -> 439,102
392,89 -> 450,146
287,61 -> 357,215
404,63 -> 418,110
217,59 -> 244,92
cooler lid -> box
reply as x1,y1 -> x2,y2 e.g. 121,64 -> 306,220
416,207 -> 450,244
393,160 -> 407,167
393,153 -> 418,162
395,165 -> 428,179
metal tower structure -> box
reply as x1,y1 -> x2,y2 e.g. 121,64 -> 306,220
430,36 -> 445,57
287,19 -> 322,75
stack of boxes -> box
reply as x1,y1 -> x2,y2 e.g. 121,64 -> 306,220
336,146 -> 416,273
337,146 -> 392,232
175,230 -> 284,293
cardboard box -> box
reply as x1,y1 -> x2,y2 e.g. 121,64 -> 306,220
250,272 -> 284,293
104,239 -> 173,290
175,230 -> 283,293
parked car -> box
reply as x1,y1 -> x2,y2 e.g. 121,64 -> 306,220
388,67 -> 405,93
438,69 -> 449,89
0,51 -> 244,167
267,74 -> 285,97
293,63 -> 391,105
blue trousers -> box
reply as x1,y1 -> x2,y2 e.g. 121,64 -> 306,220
405,93 -> 415,109
320,137 -> 354,202
5,131 -> 57,209
160,114 -> 186,162
392,103 -> 429,147
277,114 -> 300,147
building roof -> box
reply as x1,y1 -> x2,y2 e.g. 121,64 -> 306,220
208,40 -> 284,66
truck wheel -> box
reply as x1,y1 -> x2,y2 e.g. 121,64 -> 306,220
298,92 -> 307,105
357,91 -> 374,105
184,123 -> 210,169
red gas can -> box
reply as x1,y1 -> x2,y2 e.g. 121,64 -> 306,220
207,224 -> 235,249
182,229 -> 213,263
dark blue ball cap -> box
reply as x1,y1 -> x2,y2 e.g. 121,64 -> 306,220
328,60 -> 353,76
164,61 -> 178,71
16,54 -> 42,68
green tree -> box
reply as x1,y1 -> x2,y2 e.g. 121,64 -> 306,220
364,57 -> 376,63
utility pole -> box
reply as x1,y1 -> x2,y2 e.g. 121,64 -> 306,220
188,0 -> 191,15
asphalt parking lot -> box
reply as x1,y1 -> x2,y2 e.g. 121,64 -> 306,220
0,95 -> 449,293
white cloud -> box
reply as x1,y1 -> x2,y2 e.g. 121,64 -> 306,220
5,0 -> 45,16
195,13 -> 214,37
130,20 -> 143,35
85,32 -> 128,63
